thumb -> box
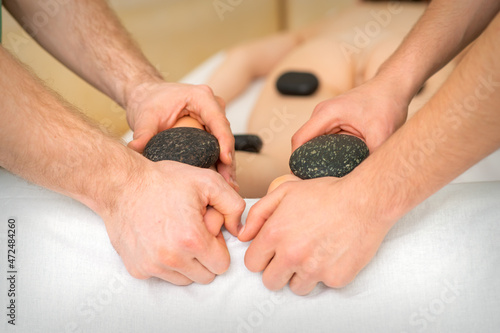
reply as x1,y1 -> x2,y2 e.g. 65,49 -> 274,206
267,174 -> 301,194
127,116 -> 159,153
238,187 -> 285,242
128,131 -> 155,153
364,128 -> 392,154
204,174 -> 246,237
203,206 -> 225,236
292,115 -> 338,152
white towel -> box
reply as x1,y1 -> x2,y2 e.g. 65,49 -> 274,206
1,168 -> 499,332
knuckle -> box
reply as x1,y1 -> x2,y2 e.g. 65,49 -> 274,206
291,134 -> 301,147
262,276 -> 284,292
277,181 -> 296,194
210,253 -> 231,276
159,253 -> 182,270
146,263 -> 167,278
197,84 -> 214,95
202,172 -> 225,193
155,247 -> 183,269
178,231 -> 204,253
217,257 -> 231,274
203,168 -> 222,183
301,256 -> 321,275
295,271 -> 315,287
198,273 -> 217,285
204,174 -> 219,190
261,225 -> 280,244
127,267 -> 148,280
289,285 -> 308,296
140,260 -> 161,277
282,246 -> 309,267
244,250 -> 263,273
232,198 -> 246,215
215,96 -> 226,109
289,279 -> 317,296
323,271 -> 354,289
224,130 -> 235,143
312,101 -> 328,114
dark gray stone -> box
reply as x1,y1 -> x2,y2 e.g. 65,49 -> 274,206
234,134 -> 263,153
276,71 -> 319,96
289,134 -> 369,179
143,127 -> 220,168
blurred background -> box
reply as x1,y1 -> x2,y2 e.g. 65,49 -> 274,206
2,0 -> 354,137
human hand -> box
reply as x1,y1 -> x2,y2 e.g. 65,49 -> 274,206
238,174 -> 392,295
125,81 -> 236,189
103,159 -> 245,285
292,77 -> 409,153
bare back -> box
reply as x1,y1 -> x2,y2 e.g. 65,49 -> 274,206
236,2 -> 454,197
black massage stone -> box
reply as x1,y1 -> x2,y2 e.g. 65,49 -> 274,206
276,71 -> 319,96
143,127 -> 220,168
289,134 -> 369,179
234,134 -> 263,153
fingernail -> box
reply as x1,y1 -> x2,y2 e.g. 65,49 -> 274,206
238,223 -> 246,237
230,176 -> 239,190
227,152 -> 233,164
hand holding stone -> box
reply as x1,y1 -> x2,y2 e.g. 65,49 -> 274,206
125,81 -> 236,188
292,78 -> 409,154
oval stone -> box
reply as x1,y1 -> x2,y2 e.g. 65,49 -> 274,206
234,134 -> 263,153
289,134 -> 369,179
276,71 -> 319,96
143,127 -> 220,168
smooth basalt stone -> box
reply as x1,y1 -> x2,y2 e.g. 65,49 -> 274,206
143,127 -> 220,168
276,71 -> 319,96
289,134 -> 369,179
234,134 -> 263,153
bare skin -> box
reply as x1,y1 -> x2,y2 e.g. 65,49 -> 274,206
236,4 -> 500,295
0,0 -> 244,285
207,2 -> 454,197
202,0 -> 500,295
293,0 -> 500,153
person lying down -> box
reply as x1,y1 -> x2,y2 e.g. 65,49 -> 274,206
144,0 -> 457,198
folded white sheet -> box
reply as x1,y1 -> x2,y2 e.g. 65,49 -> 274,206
1,168 -> 499,332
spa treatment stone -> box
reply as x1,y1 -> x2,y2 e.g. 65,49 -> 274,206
143,127 -> 220,168
234,134 -> 263,153
289,134 -> 369,179
276,71 -> 319,96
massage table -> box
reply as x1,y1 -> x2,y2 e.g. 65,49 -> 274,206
1,52 -> 500,332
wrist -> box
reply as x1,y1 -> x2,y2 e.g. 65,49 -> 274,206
343,151 -> 411,231
123,76 -> 164,125
373,62 -> 425,107
74,141 -> 149,218
120,68 -> 164,110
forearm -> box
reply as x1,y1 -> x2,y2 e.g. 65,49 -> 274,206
0,47 -> 145,216
354,13 -> 500,225
375,0 -> 500,104
3,0 -> 162,109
